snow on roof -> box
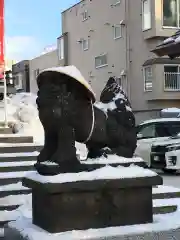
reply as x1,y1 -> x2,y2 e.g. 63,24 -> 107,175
161,108 -> 180,113
26,165 -> 157,184
152,30 -> 180,58
139,118 -> 180,126
161,30 -> 180,45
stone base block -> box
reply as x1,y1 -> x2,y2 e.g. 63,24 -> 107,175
22,166 -> 162,233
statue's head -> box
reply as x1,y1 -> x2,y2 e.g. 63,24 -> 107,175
36,65 -> 96,103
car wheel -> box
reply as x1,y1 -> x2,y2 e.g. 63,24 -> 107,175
162,168 -> 177,174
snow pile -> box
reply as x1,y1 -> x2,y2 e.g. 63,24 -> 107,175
0,93 -> 44,144
0,194 -> 32,222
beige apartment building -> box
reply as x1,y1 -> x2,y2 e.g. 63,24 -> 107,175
57,0 -> 180,122
29,50 -> 60,93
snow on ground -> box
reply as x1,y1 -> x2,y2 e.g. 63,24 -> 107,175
0,161 -> 36,167
0,171 -> 35,179
0,194 -> 31,206
7,203 -> 180,240
153,185 -> 180,194
0,182 -> 28,191
0,151 -> 39,157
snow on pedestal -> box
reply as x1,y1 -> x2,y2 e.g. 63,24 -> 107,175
84,155 -> 144,165
25,165 -> 157,184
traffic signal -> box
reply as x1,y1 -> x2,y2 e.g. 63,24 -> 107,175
5,70 -> 14,85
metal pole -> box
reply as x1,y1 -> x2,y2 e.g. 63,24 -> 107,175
3,65 -> 7,127
3,1 -> 7,127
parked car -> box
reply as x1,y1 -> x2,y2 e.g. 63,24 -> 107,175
135,118 -> 180,172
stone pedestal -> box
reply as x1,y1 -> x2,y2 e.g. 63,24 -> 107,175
22,167 -> 162,233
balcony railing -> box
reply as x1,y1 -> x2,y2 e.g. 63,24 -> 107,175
164,72 -> 180,91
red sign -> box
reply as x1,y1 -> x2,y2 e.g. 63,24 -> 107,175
0,0 -> 4,75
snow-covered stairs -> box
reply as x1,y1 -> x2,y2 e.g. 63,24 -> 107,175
152,185 -> 180,214
0,134 -> 41,231
0,127 -> 12,135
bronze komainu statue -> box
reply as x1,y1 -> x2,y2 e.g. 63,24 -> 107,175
35,66 -> 137,175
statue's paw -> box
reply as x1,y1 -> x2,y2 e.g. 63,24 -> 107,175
87,149 -> 108,159
37,150 -> 49,163
34,162 -> 60,176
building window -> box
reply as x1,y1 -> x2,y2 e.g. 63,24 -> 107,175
82,10 -> 88,21
142,0 -> 151,30
164,65 -> 180,90
114,24 -> 122,39
95,54 -> 108,68
58,37 -> 64,60
14,73 -> 23,90
163,0 -> 180,27
82,39 -> 89,51
143,66 -> 153,91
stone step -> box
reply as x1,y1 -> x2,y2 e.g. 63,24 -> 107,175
0,182 -> 30,198
0,161 -> 36,172
0,204 -> 19,211
0,194 -> 31,211
0,143 -> 42,153
152,185 -> 180,199
153,198 -> 179,215
0,152 -> 38,162
0,135 -> 33,144
153,204 -> 177,214
0,171 -> 35,186
0,128 -> 12,134
0,188 -> 31,198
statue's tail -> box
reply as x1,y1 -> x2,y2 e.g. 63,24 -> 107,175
100,76 -> 132,113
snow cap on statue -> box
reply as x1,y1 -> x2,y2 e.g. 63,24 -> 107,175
36,65 -> 96,103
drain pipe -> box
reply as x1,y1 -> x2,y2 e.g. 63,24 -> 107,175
125,0 -> 131,102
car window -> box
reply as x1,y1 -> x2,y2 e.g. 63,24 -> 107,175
156,122 -> 172,137
137,124 -> 156,139
160,121 -> 180,136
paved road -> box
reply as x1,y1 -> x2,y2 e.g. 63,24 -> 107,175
155,170 -> 180,188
